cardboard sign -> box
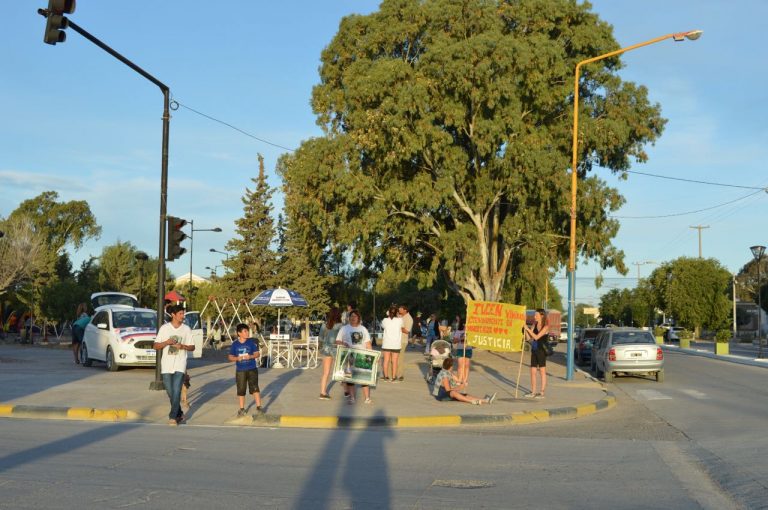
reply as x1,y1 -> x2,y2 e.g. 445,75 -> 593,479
465,300 -> 526,352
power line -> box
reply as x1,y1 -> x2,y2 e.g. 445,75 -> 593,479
171,100 -> 297,153
622,169 -> 766,190
612,188 -> 766,219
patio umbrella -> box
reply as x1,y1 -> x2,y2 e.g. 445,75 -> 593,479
164,290 -> 186,302
250,287 -> 308,335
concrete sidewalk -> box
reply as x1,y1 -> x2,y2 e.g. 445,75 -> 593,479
0,342 -> 613,428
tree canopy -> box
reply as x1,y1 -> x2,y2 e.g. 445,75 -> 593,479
280,0 -> 664,306
648,257 -> 732,332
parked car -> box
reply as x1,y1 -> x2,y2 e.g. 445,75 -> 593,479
591,328 -> 664,383
574,328 -> 602,366
80,305 -> 158,371
664,326 -> 684,343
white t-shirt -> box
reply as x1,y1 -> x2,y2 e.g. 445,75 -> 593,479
157,322 -> 193,374
381,316 -> 403,350
336,324 -> 371,349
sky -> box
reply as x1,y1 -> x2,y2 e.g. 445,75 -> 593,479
2,1 -> 767,307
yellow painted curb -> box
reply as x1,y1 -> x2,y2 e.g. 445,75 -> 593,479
0,404 -> 14,416
575,403 -> 597,416
398,415 -> 462,428
280,416 -> 340,428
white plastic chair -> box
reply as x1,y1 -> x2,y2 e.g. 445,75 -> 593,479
268,334 -> 291,368
290,335 -> 319,369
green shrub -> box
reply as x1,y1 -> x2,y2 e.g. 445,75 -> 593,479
715,330 -> 732,343
679,328 -> 694,340
653,326 -> 665,337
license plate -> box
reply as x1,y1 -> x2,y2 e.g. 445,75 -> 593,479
145,350 -> 157,356
630,352 -> 643,357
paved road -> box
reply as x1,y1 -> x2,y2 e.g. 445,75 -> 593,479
1,344 -> 765,508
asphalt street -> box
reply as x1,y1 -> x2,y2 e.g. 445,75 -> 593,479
2,344 -> 765,508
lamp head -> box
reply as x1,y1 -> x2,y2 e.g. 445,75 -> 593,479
750,245 -> 766,260
673,29 -> 703,42
134,251 -> 149,262
212,227 -> 222,232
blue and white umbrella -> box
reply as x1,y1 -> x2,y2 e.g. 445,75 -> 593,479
251,287 -> 308,335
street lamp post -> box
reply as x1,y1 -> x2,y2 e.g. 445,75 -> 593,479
750,245 -> 765,358
135,251 -> 149,307
210,248 -> 231,263
567,29 -> 702,381
188,221 -> 222,295
205,265 -> 222,278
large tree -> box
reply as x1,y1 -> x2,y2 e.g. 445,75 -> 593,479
648,258 -> 732,333
280,0 -> 663,304
223,154 -> 279,301
0,215 -> 47,297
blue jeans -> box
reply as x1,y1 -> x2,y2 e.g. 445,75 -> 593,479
162,371 -> 185,420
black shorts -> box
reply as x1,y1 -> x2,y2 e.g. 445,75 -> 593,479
530,349 -> 547,368
382,348 -> 400,353
236,369 -> 260,396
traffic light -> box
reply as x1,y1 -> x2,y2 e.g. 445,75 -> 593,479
166,216 -> 188,261
43,0 -> 76,45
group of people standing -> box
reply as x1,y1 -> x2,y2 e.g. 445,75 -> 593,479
318,303 -> 413,404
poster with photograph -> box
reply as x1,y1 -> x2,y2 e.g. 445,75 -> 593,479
332,346 -> 380,386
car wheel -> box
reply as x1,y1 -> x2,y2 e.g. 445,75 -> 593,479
80,342 -> 93,367
106,347 -> 119,372
656,369 -> 664,383
604,370 -> 613,383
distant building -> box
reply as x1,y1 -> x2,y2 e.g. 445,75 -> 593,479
174,273 -> 210,287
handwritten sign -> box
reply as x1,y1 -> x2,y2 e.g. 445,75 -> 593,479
465,300 -> 526,352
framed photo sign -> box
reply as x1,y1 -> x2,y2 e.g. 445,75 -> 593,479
332,346 -> 380,386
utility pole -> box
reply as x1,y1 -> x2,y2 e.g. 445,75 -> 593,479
632,261 -> 656,280
689,225 -> 710,258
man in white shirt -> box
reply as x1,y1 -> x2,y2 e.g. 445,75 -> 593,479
154,304 -> 194,426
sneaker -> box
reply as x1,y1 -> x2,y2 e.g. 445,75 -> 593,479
523,392 -> 536,398
364,398 -> 372,404
535,393 -> 545,399
168,419 -> 178,426
347,397 -> 356,405
318,393 -> 331,400
381,377 -> 390,382
237,408 -> 246,417
256,406 -> 263,412
397,376 -> 404,382
391,377 -> 400,384
487,392 -> 497,404
472,399 -> 481,405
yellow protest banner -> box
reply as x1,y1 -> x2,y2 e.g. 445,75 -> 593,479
465,299 -> 526,352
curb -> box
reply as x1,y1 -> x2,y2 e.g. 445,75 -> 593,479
0,404 -> 141,422
232,392 -> 617,429
664,344 -> 768,369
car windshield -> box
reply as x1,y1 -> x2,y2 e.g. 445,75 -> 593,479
113,310 -> 156,329
612,331 -> 655,345
582,330 -> 601,339
183,313 -> 201,330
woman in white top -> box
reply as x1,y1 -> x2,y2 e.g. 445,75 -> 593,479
335,309 -> 373,404
380,305 -> 403,382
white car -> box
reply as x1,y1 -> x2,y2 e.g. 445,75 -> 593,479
80,305 -> 158,371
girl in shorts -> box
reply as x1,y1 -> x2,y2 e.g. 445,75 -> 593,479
432,358 -> 495,405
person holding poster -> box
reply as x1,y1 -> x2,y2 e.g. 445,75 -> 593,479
336,310 -> 373,404
453,319 -> 473,384
524,308 -> 549,398
380,305 -> 403,382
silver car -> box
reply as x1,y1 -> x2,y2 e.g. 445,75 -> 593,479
591,328 -> 664,383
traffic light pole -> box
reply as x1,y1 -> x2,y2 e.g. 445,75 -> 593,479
39,11 -> 171,390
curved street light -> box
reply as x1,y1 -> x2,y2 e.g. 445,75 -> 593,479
210,248 -> 230,261
566,29 -> 703,380
188,221 -> 222,291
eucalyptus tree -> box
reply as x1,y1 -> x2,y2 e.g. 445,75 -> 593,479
280,0 -> 664,304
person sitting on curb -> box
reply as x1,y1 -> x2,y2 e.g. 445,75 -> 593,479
431,357 -> 496,405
